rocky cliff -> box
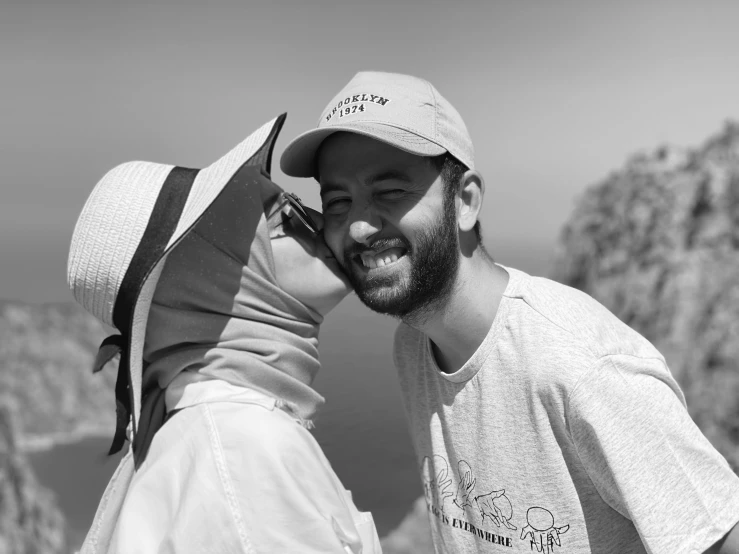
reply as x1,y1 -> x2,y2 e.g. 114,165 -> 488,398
380,497 -> 433,554
552,120 -> 739,470
0,301 -> 113,552
0,301 -> 116,450
0,407 -> 67,554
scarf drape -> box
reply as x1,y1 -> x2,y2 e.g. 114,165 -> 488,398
142,172 -> 325,420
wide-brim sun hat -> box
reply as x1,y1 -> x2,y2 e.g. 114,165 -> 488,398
280,71 -> 475,178
67,113 -> 287,457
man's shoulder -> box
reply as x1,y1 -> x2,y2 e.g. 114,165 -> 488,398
505,266 -> 616,329
503,266 -> 661,360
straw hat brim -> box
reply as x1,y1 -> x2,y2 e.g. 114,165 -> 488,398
130,116 -> 286,437
70,114 -> 287,451
129,114 -> 286,436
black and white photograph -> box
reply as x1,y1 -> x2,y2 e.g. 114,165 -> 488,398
2,1 -> 739,553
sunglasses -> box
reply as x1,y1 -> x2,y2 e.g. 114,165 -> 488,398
241,165 -> 319,236
267,191 -> 319,236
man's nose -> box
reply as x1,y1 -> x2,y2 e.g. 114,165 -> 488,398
348,204 -> 382,245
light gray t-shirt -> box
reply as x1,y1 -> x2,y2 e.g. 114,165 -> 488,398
393,265 -> 739,554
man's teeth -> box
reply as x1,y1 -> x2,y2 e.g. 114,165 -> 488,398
361,252 -> 400,269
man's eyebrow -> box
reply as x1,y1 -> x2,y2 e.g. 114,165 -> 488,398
319,182 -> 345,199
367,170 -> 412,185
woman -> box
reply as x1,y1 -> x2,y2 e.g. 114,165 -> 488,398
68,114 -> 381,553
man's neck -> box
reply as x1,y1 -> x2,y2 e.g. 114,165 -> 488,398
407,254 -> 508,374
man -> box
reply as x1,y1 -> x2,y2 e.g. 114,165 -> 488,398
280,71 -> 739,553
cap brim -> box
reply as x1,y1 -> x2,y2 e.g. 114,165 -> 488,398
280,122 -> 446,178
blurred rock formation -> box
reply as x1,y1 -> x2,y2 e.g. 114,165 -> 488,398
552,120 -> 739,470
380,496 -> 433,554
0,301 -> 115,451
0,407 -> 67,553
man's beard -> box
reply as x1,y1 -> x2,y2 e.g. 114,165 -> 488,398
342,199 -> 460,324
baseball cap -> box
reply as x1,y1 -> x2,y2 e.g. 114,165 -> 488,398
280,71 -> 475,177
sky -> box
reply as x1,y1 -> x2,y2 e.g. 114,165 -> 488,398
3,0 -> 739,303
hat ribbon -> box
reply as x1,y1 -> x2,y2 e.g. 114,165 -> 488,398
92,334 -> 131,455
97,165 -> 200,457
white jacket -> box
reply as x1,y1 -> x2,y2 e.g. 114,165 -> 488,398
80,380 -> 382,553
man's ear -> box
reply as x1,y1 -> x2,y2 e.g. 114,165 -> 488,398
457,170 -> 484,232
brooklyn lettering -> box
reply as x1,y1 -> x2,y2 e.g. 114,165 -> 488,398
325,93 -> 391,122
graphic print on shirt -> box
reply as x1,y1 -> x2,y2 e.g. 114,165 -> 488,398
520,506 -> 570,554
453,460 -> 476,510
475,488 -> 517,531
454,460 -> 517,531
422,455 -> 454,512
421,456 -> 517,548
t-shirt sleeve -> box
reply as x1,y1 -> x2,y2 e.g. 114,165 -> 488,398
568,354 -> 739,554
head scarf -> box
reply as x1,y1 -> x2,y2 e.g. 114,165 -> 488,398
142,166 -> 325,420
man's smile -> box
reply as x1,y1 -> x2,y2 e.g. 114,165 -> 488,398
358,246 -> 407,269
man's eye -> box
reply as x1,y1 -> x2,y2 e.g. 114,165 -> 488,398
377,189 -> 405,200
323,198 -> 351,215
